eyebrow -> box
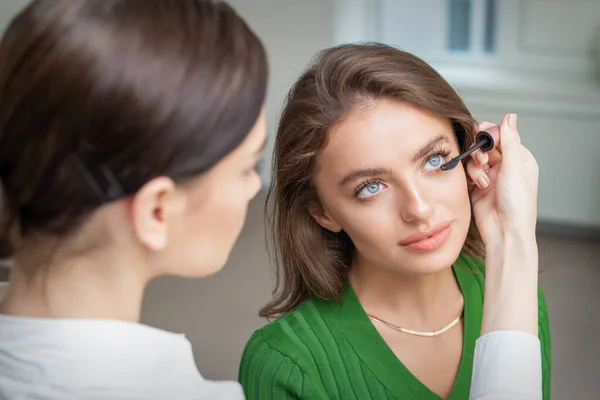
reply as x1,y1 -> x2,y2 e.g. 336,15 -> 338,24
339,167 -> 392,187
411,135 -> 451,162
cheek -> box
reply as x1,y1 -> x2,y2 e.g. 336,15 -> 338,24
440,169 -> 472,221
187,180 -> 252,255
317,178 -> 394,243
202,181 -> 251,236
327,198 -> 397,249
449,169 -> 470,201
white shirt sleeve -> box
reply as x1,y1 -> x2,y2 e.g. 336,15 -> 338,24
470,330 -> 542,400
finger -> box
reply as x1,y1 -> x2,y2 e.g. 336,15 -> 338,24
477,121 -> 496,132
520,144 -> 535,161
469,166 -> 499,201
466,158 -> 491,190
498,113 -> 521,165
520,144 -> 539,176
470,149 -> 488,165
468,147 -> 502,190
486,147 -> 502,167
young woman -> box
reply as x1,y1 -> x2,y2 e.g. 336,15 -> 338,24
0,1 -> 267,398
239,43 -> 551,400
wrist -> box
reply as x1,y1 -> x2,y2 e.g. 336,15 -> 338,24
486,230 -> 538,264
481,234 -> 539,336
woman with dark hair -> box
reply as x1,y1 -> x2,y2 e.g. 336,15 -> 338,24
239,43 -> 551,400
0,0 -> 267,398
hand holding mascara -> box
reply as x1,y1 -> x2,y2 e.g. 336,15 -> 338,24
461,115 -> 539,249
440,130 -> 496,171
465,115 -> 542,346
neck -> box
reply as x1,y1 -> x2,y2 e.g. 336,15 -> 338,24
0,250 -> 150,322
349,255 -> 463,330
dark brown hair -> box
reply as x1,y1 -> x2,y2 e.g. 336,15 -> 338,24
0,0 -> 268,258
261,43 -> 483,318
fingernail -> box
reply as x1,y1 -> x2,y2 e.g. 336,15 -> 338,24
477,175 -> 490,189
509,114 -> 517,129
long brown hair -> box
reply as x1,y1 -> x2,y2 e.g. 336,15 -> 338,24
261,43 -> 483,318
0,0 -> 268,258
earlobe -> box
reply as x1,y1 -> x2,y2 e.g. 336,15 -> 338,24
131,177 -> 177,251
309,204 -> 342,233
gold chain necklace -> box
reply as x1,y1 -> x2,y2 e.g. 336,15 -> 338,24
367,310 -> 463,337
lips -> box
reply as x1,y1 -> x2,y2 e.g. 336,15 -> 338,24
399,221 -> 453,253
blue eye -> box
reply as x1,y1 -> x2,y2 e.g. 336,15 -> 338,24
365,182 -> 381,194
425,154 -> 444,170
355,181 -> 384,200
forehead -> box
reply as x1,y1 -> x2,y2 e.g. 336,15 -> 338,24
318,99 -> 453,171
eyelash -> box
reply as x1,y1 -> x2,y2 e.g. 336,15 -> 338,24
353,179 -> 385,202
352,147 -> 453,201
424,146 -> 452,172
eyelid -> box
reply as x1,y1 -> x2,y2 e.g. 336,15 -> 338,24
424,145 -> 451,158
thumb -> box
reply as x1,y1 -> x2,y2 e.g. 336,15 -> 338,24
499,113 -> 521,166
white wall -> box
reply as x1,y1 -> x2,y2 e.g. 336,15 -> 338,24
224,0 -> 335,187
444,0 -> 600,228
338,0 -> 600,229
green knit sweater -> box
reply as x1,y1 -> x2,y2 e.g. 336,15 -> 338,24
239,253 -> 552,400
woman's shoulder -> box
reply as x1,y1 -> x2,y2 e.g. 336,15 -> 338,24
238,296 -> 335,398
241,295 -> 332,361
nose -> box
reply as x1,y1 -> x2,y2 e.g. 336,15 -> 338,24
399,181 -> 434,224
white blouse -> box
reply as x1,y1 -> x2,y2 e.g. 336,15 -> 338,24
0,315 -> 541,399
0,315 -> 244,399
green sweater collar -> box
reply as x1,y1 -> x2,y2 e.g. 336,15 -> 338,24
320,261 -> 483,399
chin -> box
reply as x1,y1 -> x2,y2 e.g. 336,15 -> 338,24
401,247 -> 463,275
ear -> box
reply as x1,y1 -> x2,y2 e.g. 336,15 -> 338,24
309,203 -> 342,233
130,177 -> 181,251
